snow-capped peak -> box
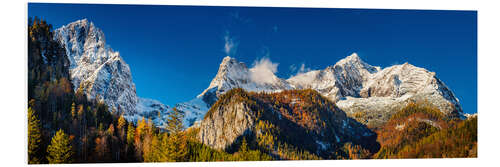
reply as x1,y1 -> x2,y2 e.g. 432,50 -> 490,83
198,56 -> 290,100
336,52 -> 361,64
54,19 -> 107,69
54,19 -> 172,124
287,53 -> 379,101
334,52 -> 380,73
54,19 -> 139,115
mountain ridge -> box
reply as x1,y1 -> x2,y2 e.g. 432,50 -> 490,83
178,53 -> 463,128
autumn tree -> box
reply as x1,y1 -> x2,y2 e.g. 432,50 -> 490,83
117,115 -> 127,140
127,123 -> 135,146
94,135 -> 110,162
124,122 -> 135,160
46,129 -> 74,163
144,134 -> 162,162
163,108 -> 187,161
134,117 -> 147,161
342,142 -> 371,159
28,107 -> 42,164
141,120 -> 153,162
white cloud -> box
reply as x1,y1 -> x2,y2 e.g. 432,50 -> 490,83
249,57 -> 279,85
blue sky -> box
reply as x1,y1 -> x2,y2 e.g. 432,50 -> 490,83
28,3 -> 477,113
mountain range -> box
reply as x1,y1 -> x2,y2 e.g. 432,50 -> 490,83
53,19 -> 463,129
183,54 -> 463,128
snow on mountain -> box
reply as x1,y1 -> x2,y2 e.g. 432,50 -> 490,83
357,62 -> 462,115
174,97 -> 210,128
335,62 -> 462,127
198,56 -> 291,101
285,54 -> 462,116
54,19 -> 170,126
124,97 -> 171,128
287,53 -> 380,101
179,53 -> 464,128
54,19 -> 139,115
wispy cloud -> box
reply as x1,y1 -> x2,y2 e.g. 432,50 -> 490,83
289,64 -> 297,73
297,63 -> 312,74
229,11 -> 252,25
289,63 -> 312,75
223,31 -> 238,56
249,57 -> 279,85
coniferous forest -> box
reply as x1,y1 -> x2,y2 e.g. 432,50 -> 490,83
27,17 -> 477,164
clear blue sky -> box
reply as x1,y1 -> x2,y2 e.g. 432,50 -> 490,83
28,3 -> 477,113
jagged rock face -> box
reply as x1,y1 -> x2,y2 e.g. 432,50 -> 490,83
198,101 -> 255,150
198,89 -> 379,156
361,63 -> 461,114
54,19 -> 139,114
288,53 -> 380,101
361,63 -> 440,98
338,63 -> 462,127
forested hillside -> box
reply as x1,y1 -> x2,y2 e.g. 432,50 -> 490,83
199,88 -> 379,160
374,102 -> 477,158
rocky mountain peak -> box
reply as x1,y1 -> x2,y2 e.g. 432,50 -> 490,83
54,19 -> 139,115
198,56 -> 249,98
336,52 -> 361,64
53,19 -> 169,120
220,56 -> 240,67
334,52 -> 379,74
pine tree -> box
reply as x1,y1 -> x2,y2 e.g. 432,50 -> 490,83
46,129 -> 74,163
163,108 -> 187,161
126,123 -> 135,146
28,107 -> 42,164
144,134 -> 162,162
240,138 -> 249,153
134,118 -> 145,161
166,108 -> 184,134
117,115 -> 127,142
136,117 -> 146,139
159,133 -> 173,162
126,123 -> 136,161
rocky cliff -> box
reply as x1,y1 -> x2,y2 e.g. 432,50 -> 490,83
198,88 -> 379,158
